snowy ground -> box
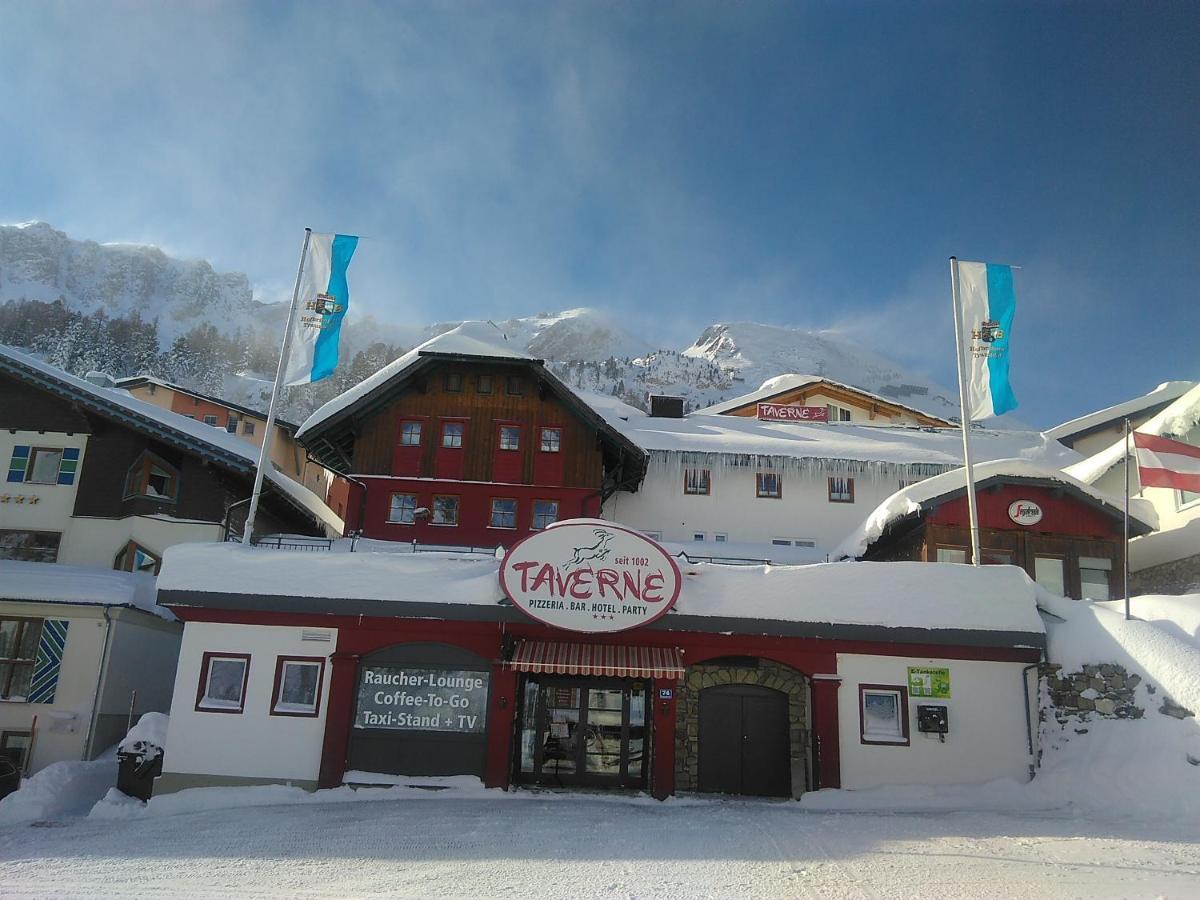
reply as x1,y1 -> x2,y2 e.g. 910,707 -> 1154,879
2,789 -> 1200,899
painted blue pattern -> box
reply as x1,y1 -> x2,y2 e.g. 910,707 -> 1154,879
984,263 -> 1018,416
7,445 -> 30,483
28,619 -> 69,704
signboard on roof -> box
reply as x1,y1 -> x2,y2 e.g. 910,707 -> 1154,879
757,403 -> 829,423
499,520 -> 682,634
1007,500 -> 1044,526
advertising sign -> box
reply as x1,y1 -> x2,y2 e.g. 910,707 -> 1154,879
757,402 -> 829,423
1007,499 -> 1044,526
907,666 -> 951,699
354,667 -> 489,732
500,520 -> 683,634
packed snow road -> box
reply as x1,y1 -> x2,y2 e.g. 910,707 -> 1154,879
2,794 -> 1199,899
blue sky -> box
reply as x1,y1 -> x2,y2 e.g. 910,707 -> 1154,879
2,1 -> 1196,427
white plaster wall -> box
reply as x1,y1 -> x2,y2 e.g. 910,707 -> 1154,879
0,431 -> 88,545
97,611 -> 183,722
58,516 -> 222,569
606,461 -> 917,550
162,622 -> 337,784
836,653 -> 1035,790
0,602 -> 109,773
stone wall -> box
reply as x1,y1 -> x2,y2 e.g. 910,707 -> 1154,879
1042,662 -> 1195,723
674,659 -> 809,798
1130,553 -> 1200,596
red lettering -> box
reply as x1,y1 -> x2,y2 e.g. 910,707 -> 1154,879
569,569 -> 592,599
643,572 -> 665,603
530,563 -> 556,594
596,569 -> 620,598
512,560 -> 538,592
622,571 -> 641,601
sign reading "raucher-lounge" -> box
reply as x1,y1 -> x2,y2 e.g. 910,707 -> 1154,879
353,667 -> 489,732
757,402 -> 829,422
500,520 -> 683,634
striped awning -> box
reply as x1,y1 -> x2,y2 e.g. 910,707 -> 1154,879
508,641 -> 685,680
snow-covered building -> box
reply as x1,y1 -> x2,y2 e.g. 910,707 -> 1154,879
695,373 -> 954,426
835,460 -> 1157,600
0,562 -> 181,778
1046,380 -> 1196,457
295,323 -> 646,548
1063,382 -> 1200,593
601,404 -> 1076,554
153,538 -> 1045,799
0,343 -> 342,571
115,376 -> 347,516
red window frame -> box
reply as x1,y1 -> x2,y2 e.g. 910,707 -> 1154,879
441,421 -> 466,448
858,683 -> 910,746
531,499 -> 559,530
387,492 -> 418,525
194,651 -> 252,714
269,655 -> 326,718
488,497 -> 519,530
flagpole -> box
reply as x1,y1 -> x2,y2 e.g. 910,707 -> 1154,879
949,256 -> 982,566
1124,417 -> 1131,620
242,228 -> 313,545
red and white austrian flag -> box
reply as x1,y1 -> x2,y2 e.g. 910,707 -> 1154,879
1133,431 -> 1200,492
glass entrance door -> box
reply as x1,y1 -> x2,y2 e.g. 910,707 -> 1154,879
517,678 -> 648,788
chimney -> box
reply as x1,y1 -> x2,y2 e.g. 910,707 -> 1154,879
649,395 -> 685,418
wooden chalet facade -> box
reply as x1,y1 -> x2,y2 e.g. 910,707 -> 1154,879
297,328 -> 646,548
701,375 -> 953,427
854,470 -> 1155,601
0,346 -> 337,573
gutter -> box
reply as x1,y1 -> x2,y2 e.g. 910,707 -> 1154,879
82,606 -> 115,760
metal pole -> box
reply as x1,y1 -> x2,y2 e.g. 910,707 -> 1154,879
1124,417 -> 1131,620
243,228 -> 313,544
126,689 -> 137,735
949,256 -> 982,566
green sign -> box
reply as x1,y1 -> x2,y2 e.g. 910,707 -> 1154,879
908,666 -> 951,699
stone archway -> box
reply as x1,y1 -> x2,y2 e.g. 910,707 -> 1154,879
675,658 -> 809,798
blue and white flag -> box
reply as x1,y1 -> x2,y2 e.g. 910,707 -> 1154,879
956,260 -> 1018,419
284,232 -> 359,385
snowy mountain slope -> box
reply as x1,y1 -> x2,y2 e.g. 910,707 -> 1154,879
0,222 -> 272,346
1,223 -> 980,422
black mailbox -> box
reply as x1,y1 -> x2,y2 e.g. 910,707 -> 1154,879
916,704 -> 949,734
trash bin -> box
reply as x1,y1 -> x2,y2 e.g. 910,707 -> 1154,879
116,741 -> 163,801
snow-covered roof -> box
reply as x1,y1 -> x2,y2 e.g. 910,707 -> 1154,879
297,322 -> 535,440
612,412 -> 1078,471
0,344 -> 342,534
834,458 -> 1159,560
1046,381 -> 1197,444
0,561 -> 174,620
693,373 -> 953,424
158,543 -> 1045,642
1065,382 -> 1200,486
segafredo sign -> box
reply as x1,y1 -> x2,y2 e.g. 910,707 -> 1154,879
500,520 -> 683,634
1007,499 -> 1044,526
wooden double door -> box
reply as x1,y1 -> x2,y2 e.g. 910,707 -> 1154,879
698,684 -> 791,797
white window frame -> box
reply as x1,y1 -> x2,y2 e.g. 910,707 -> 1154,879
387,493 -> 418,525
271,657 -> 324,717
196,653 -> 249,713
532,500 -> 559,531
431,495 -> 460,526
860,685 -> 909,745
489,498 -> 518,529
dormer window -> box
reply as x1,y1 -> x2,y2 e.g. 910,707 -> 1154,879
124,452 -> 179,502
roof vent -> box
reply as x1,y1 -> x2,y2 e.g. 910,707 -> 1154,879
301,629 -> 332,642
649,395 -> 686,418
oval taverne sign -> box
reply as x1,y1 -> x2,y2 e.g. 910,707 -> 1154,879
1007,499 -> 1044,526
499,520 -> 683,634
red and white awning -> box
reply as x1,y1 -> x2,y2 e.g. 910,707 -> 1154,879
508,641 -> 685,680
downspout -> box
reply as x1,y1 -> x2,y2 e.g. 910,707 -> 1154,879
1022,662 -> 1041,779
83,606 -> 115,760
